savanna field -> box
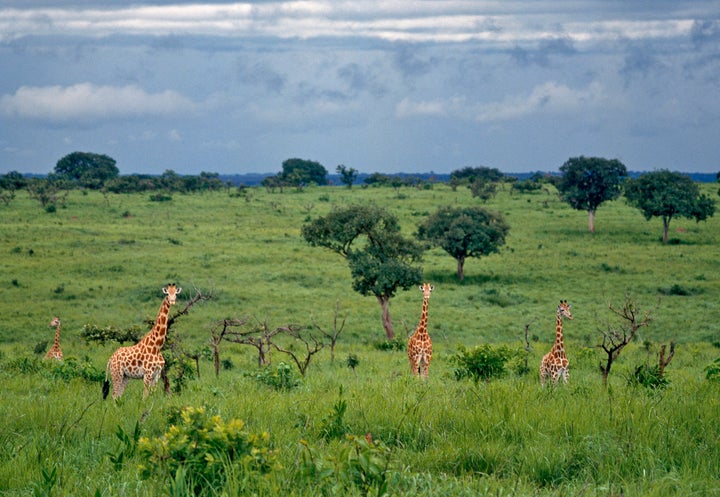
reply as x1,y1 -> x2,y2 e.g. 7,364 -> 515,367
1,182 -> 719,496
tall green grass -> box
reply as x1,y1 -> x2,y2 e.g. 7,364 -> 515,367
1,184 -> 719,495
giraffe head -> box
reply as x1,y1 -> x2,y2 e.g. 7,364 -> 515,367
419,283 -> 434,299
163,283 -> 182,305
49,316 -> 61,327
557,300 -> 573,320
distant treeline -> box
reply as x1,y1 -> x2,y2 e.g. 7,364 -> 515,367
222,171 -> 719,187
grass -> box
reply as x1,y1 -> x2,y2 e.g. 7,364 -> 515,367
1,183 -> 719,495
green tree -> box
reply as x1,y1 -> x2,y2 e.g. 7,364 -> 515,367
55,151 -> 119,189
336,164 -> 358,189
417,206 -> 509,280
281,158 -> 328,187
624,170 -> 715,244
557,156 -> 628,233
302,205 -> 424,340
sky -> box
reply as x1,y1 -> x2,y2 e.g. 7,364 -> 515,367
1,1 -> 719,176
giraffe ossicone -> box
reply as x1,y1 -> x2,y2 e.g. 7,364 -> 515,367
408,283 -> 434,378
540,299 -> 573,386
103,284 -> 181,400
44,316 -> 63,361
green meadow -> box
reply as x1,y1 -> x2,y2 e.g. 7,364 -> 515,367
1,182 -> 719,496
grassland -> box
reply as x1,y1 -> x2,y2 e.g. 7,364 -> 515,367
1,183 -> 719,496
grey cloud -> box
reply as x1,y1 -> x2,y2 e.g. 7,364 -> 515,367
509,37 -> 576,67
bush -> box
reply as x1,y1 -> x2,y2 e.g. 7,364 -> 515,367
251,362 -> 302,390
629,364 -> 669,390
706,357 -> 720,382
138,406 -> 278,495
373,337 -> 406,351
452,344 -> 513,383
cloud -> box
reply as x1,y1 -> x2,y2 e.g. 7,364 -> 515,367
396,81 -> 607,122
0,83 -> 196,122
0,3 -> 698,46
509,37 -> 577,67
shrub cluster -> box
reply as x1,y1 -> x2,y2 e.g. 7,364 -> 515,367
138,406 -> 278,495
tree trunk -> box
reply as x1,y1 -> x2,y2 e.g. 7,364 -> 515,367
662,216 -> 670,244
457,255 -> 465,281
588,209 -> 596,233
376,294 -> 395,340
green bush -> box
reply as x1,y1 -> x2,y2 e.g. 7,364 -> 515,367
373,337 -> 406,351
452,344 -> 513,383
629,364 -> 669,390
251,362 -> 302,390
706,357 -> 720,382
138,406 -> 278,495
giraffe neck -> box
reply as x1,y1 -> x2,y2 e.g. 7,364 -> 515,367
415,297 -> 430,337
53,323 -> 61,347
140,297 -> 171,354
553,313 -> 565,352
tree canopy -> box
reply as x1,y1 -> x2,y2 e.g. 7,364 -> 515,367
301,205 -> 424,339
281,158 -> 328,187
417,206 -> 509,280
55,151 -> 120,189
557,156 -> 628,233
624,169 -> 715,243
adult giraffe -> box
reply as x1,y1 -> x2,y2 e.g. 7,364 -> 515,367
540,300 -> 573,386
408,283 -> 434,378
103,284 -> 181,400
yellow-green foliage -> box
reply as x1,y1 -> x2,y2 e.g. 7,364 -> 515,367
138,406 -> 278,494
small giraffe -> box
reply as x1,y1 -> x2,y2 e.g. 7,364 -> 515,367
44,316 -> 63,361
408,283 -> 434,378
540,300 -> 573,386
103,284 -> 181,400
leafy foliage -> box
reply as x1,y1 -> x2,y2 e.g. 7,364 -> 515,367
55,151 -> 120,189
417,206 -> 509,280
625,169 -> 716,243
251,362 -> 302,390
452,344 -> 513,383
705,357 -> 720,382
629,364 -> 669,390
557,156 -> 627,232
138,406 -> 278,495
302,204 -> 424,339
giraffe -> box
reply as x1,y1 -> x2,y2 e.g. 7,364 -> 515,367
540,300 -> 573,386
408,283 -> 434,378
44,316 -> 63,361
103,284 -> 181,400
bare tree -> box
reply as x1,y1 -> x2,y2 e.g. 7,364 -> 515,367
312,300 -> 347,363
658,342 -> 676,376
272,326 -> 324,376
598,296 -> 654,386
210,318 -> 249,377
219,318 -> 289,367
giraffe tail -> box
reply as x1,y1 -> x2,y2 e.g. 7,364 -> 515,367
102,358 -> 111,400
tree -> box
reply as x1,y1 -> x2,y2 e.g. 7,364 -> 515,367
302,205 -> 424,340
557,156 -> 628,233
417,206 -> 509,280
598,295 -> 653,387
624,170 -> 716,244
336,164 -> 358,189
281,158 -> 328,186
55,151 -> 119,189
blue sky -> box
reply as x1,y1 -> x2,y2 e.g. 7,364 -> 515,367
1,1 -> 719,175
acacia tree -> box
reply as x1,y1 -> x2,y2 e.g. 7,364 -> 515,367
557,156 -> 628,233
55,151 -> 119,189
417,206 -> 509,280
624,170 -> 716,244
302,205 -> 424,340
336,164 -> 358,189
